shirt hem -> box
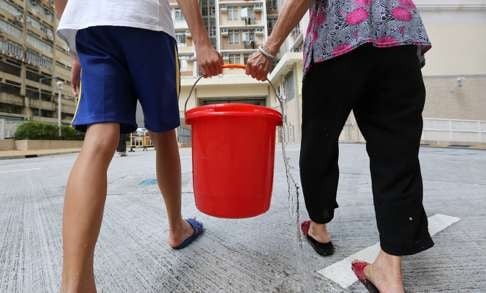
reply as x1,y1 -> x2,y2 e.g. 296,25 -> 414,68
305,40 -> 432,75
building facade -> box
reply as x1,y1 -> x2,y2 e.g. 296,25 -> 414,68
0,0 -> 75,138
170,0 -> 270,77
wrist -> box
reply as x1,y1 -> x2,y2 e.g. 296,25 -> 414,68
194,37 -> 212,50
264,40 -> 280,56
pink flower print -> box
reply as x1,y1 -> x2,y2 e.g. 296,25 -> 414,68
332,43 -> 353,56
312,31 -> 319,43
315,12 -> 326,26
346,8 -> 369,25
356,0 -> 371,6
399,0 -> 416,9
375,36 -> 398,46
399,26 -> 406,36
392,7 -> 412,21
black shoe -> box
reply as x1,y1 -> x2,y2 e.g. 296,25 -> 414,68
301,220 -> 335,256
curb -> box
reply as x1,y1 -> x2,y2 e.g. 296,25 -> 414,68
0,149 -> 81,160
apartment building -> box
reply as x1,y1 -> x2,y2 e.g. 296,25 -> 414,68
0,0 -> 75,138
170,0 -> 270,75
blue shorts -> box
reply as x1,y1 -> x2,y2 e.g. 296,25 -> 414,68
73,26 -> 180,133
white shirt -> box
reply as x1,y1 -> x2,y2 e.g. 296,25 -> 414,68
57,0 -> 175,53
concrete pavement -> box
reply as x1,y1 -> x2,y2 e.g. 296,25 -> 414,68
0,144 -> 485,292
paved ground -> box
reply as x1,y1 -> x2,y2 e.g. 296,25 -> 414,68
0,144 -> 485,292
0,148 -> 80,159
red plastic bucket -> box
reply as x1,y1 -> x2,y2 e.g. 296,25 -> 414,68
186,103 -> 282,218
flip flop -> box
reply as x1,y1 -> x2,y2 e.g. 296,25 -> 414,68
172,218 -> 204,250
351,260 -> 379,293
301,220 -> 335,256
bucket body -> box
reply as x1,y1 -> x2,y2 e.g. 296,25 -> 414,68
186,103 -> 282,218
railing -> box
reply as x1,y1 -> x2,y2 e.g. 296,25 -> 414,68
0,118 -> 23,139
340,117 -> 486,145
422,118 -> 486,144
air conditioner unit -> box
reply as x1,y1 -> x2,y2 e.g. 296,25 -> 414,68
222,55 -> 229,61
220,5 -> 227,11
254,4 -> 262,12
221,28 -> 228,36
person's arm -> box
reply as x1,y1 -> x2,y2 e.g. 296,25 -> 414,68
177,0 -> 223,76
54,0 -> 67,19
54,0 -> 80,95
246,0 -> 310,80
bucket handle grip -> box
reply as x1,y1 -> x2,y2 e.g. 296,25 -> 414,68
183,64 -> 283,114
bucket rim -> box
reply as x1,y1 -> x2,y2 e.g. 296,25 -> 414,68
185,103 -> 283,125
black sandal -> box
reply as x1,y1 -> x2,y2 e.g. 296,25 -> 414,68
301,220 -> 335,256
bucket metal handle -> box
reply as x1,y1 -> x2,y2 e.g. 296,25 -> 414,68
183,64 -> 284,114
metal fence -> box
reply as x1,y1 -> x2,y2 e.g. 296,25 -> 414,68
0,118 -> 23,139
422,118 -> 486,144
340,117 -> 486,145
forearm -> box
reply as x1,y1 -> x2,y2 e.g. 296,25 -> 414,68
54,0 -> 68,19
265,0 -> 310,55
176,0 -> 212,48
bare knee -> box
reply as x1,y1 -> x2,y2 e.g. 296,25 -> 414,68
82,123 -> 120,159
149,129 -> 176,147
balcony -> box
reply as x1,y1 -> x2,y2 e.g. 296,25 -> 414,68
0,92 -> 24,106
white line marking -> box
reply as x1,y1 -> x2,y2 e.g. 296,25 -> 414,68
317,214 -> 460,289
0,168 -> 41,174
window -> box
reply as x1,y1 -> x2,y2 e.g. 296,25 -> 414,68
0,60 -> 21,76
283,71 -> 296,101
209,26 -> 216,39
243,54 -> 251,64
0,1 -> 22,17
0,39 -> 24,61
175,32 -> 186,45
27,35 -> 53,55
0,19 -> 23,39
174,9 -> 184,21
228,7 -> 239,21
0,81 -> 21,96
27,16 -> 41,30
228,54 -> 240,64
228,30 -> 240,44
179,57 -> 189,71
0,103 -> 23,114
26,70 -> 42,82
25,49 -> 52,68
241,31 -> 254,42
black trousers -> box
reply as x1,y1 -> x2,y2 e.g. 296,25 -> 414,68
300,44 -> 434,256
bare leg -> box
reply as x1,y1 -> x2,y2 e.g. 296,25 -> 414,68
149,129 -> 193,247
308,221 -> 332,243
61,123 -> 120,293
364,249 -> 405,293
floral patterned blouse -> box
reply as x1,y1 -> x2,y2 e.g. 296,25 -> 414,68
303,0 -> 431,74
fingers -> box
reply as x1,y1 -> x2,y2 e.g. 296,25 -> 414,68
71,85 -> 78,96
245,53 -> 270,81
198,50 -> 224,78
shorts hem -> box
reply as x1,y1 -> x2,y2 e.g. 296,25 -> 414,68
72,118 -> 137,134
144,121 -> 181,133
